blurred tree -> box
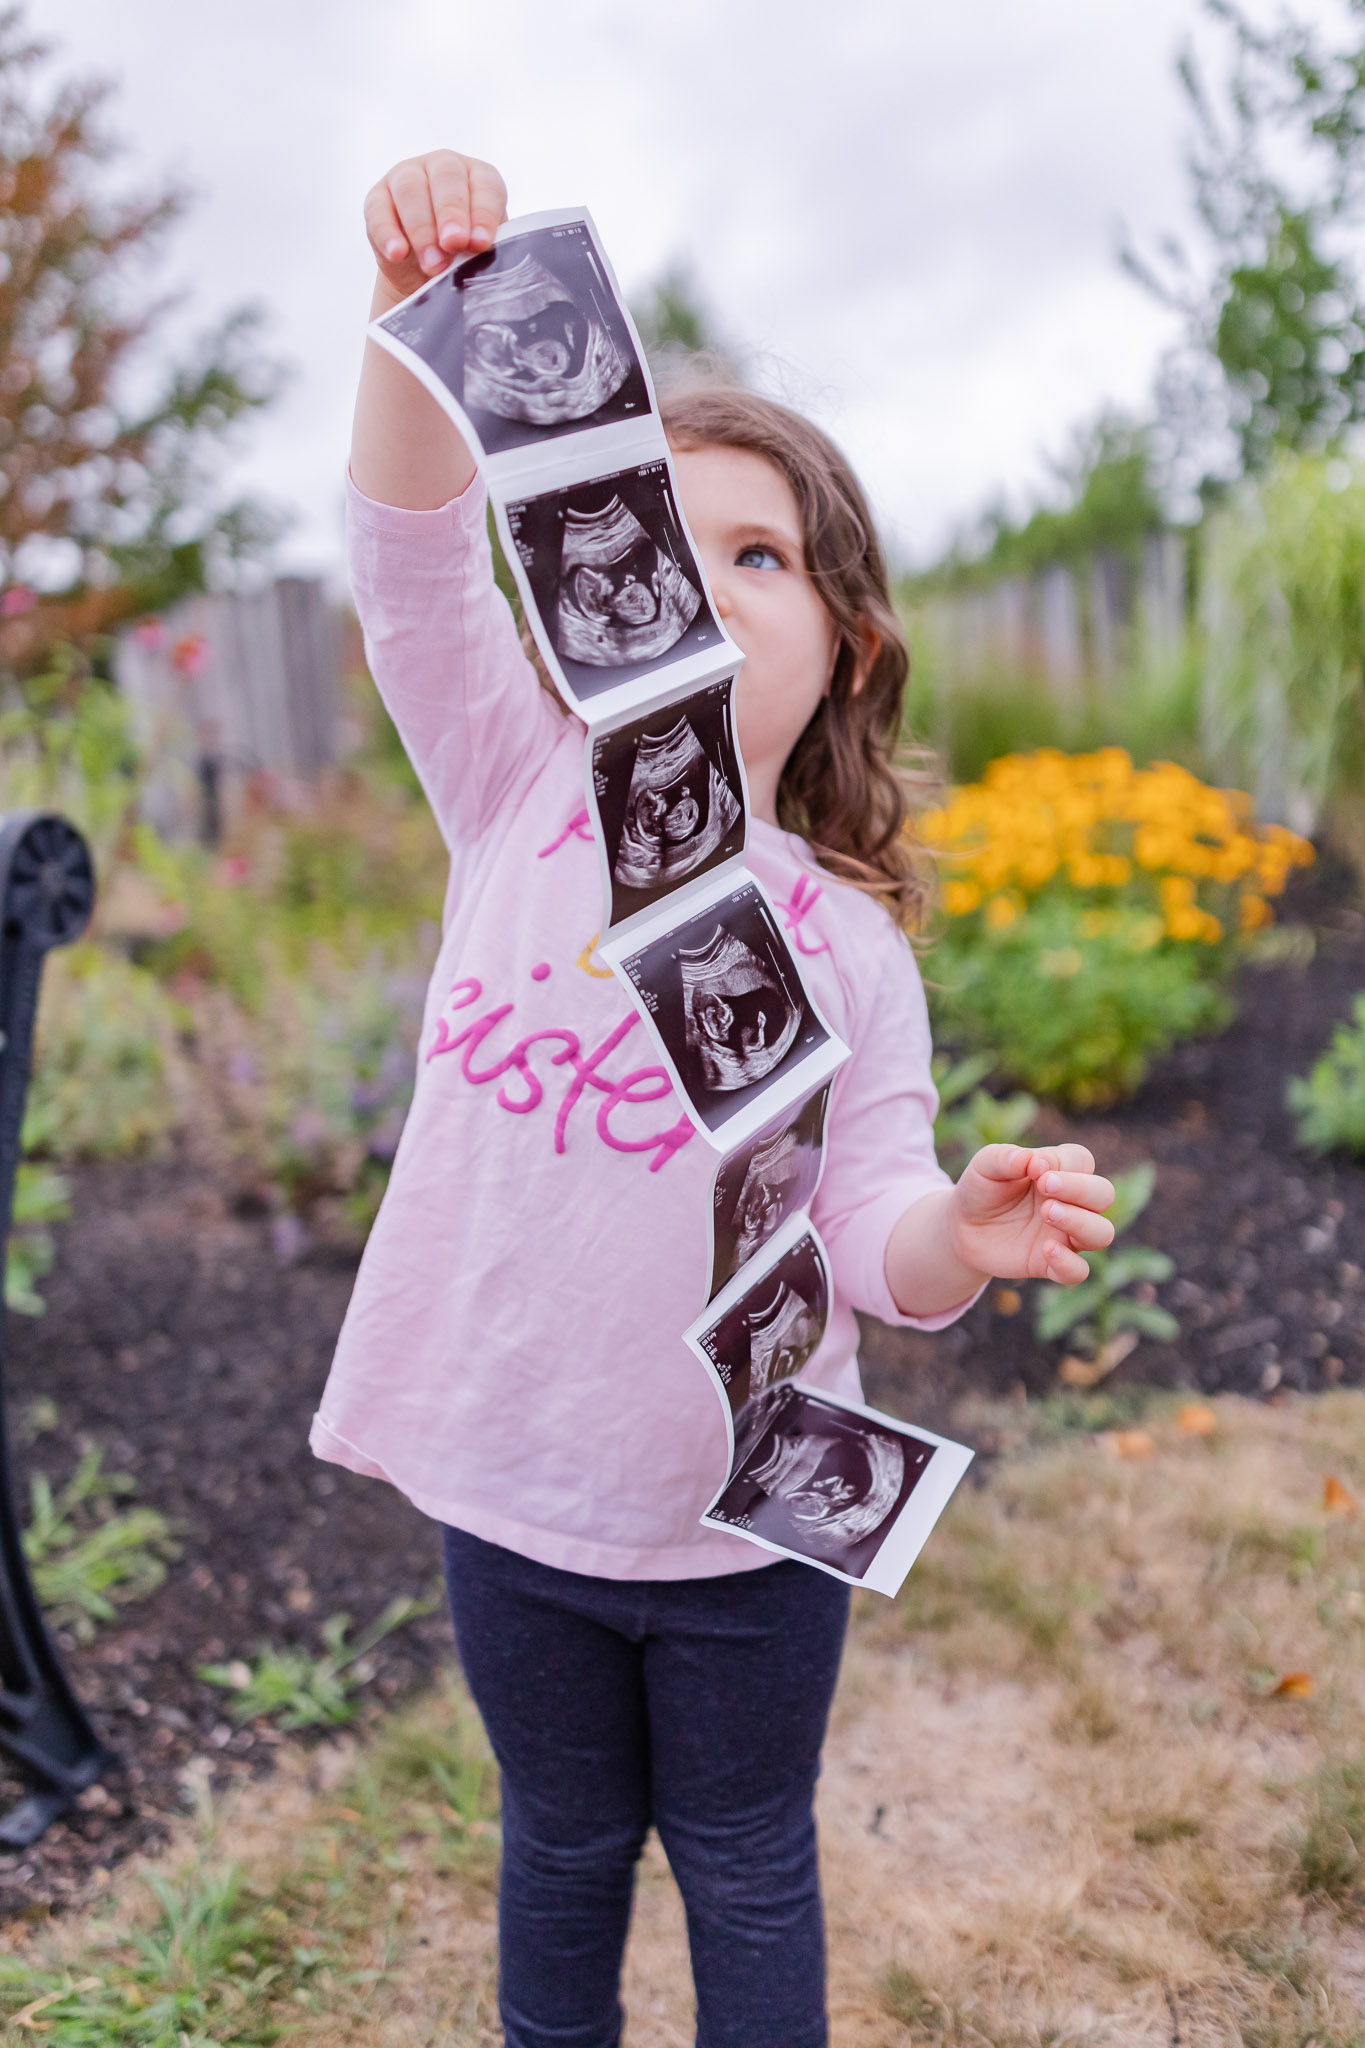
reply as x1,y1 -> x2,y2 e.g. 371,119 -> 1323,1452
629,261 -> 739,381
0,6 -> 282,669
1127,0 -> 1365,488
924,411 -> 1165,589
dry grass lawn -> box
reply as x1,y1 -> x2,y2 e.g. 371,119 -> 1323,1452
7,1388 -> 1365,2045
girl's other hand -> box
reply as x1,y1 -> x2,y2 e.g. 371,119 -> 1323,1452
950,1144 -> 1116,1286
364,150 -> 508,309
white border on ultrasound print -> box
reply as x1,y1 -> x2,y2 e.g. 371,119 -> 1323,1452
366,206 -> 664,484
598,866 -> 849,1153
682,1211 -> 834,1498
705,1078 -> 831,1303
700,1385 -> 974,1597
489,455 -> 738,725
582,666 -> 752,943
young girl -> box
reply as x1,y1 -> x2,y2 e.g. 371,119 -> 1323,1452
314,148 -> 1117,2048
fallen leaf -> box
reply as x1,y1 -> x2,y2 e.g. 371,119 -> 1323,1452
1059,1330 -> 1140,1388
1324,1475 -> 1359,1517
1179,1403 -> 1218,1436
993,1286 -> 1022,1317
1271,1672 -> 1314,1698
1099,1429 -> 1155,1460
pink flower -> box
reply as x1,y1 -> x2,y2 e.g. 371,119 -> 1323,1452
2,586 -> 35,617
135,618 -> 166,649
215,855 -> 251,886
171,633 -> 208,676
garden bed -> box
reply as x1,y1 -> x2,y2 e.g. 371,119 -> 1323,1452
1,875 -> 1362,1919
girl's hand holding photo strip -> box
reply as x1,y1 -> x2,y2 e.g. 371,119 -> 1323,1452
369,209 -> 655,469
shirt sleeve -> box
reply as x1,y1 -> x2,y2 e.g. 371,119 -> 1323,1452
813,925 -> 985,1331
346,469 -> 566,850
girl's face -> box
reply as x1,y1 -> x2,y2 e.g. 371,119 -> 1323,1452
670,443 -> 837,826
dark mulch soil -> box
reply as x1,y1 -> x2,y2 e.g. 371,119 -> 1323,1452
2,864 -> 1363,1918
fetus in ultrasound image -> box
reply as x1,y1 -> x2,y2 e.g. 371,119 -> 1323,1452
699,1228 -> 829,1425
592,679 -> 745,924
619,882 -> 828,1132
505,462 -> 723,701
709,1086 -> 828,1298
377,220 -> 650,456
559,491 -> 701,667
712,1386 -> 932,1581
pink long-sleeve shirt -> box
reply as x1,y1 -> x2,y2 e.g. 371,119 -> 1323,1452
309,473 -> 968,1580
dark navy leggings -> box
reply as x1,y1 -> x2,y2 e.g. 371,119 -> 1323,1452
441,1526 -> 851,2048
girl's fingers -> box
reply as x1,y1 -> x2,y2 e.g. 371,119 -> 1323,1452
466,157 -> 509,249
1038,1169 -> 1115,1213
968,1143 -> 1035,1183
389,160 -> 444,273
1041,1200 -> 1114,1251
1044,1241 -> 1091,1284
364,182 -> 410,265
429,150 -> 475,253
1028,1143 -> 1097,1181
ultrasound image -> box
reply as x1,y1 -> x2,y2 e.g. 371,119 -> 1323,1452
696,1228 -> 830,1453
557,492 -> 701,667
710,1385 -> 933,1580
618,882 -> 829,1134
709,1086 -> 829,1299
376,219 -> 651,457
504,461 -> 725,703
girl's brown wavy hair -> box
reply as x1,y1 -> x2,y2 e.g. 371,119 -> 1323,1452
659,377 -> 936,931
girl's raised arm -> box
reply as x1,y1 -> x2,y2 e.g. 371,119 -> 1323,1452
351,150 -> 508,510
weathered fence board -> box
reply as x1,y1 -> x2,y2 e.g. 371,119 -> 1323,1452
115,579 -> 340,842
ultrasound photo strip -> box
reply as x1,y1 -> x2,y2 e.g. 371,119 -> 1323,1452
369,208 -> 659,476
599,869 -> 847,1152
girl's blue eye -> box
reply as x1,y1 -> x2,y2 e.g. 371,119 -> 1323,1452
736,544 -> 783,571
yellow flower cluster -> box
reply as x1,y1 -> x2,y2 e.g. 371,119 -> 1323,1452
922,748 -> 1315,943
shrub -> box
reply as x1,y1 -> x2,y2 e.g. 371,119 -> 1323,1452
930,893 -> 1232,1106
1202,451 -> 1365,838
24,944 -> 186,1160
922,747 -> 1313,1104
6,1161 -> 72,1315
1287,994 -> 1365,1155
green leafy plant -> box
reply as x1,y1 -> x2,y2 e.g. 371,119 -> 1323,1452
5,1159 -> 70,1314
931,1051 -> 1038,1177
199,1594 -> 432,1731
1288,993 -> 1365,1155
930,896 -> 1232,1108
24,1446 -> 176,1640
1034,1162 -> 1178,1373
0,1861 -> 313,2042
24,943 -> 186,1161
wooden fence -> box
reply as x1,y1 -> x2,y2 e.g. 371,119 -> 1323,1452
910,532 -> 1190,699
114,578 -> 340,843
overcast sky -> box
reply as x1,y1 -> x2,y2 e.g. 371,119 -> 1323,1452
21,0 -> 1335,580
